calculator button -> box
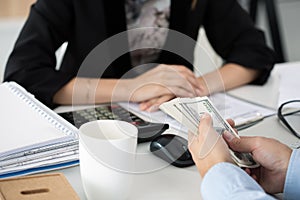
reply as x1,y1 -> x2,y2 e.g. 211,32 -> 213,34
59,104 -> 169,143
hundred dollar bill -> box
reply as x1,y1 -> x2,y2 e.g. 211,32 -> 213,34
159,96 -> 259,168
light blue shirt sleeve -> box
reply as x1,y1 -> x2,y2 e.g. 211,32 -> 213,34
283,149 -> 300,200
201,162 -> 276,200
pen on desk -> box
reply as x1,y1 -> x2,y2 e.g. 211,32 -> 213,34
235,113 -> 264,131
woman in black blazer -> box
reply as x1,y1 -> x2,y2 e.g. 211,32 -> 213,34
4,0 -> 275,109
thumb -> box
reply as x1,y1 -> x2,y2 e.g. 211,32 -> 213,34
198,113 -> 213,139
223,132 -> 256,153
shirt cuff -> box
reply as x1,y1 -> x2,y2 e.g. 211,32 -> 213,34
283,149 -> 300,200
201,162 -> 274,200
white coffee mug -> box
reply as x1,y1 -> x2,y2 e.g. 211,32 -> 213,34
79,120 -> 138,200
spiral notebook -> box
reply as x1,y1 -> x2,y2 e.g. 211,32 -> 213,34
0,82 -> 79,178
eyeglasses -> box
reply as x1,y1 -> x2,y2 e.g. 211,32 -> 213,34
277,100 -> 300,138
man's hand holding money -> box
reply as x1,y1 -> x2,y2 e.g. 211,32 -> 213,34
188,113 -> 236,177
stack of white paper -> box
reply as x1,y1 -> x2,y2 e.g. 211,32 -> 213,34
0,82 -> 79,178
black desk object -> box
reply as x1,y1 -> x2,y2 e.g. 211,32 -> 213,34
59,104 -> 169,143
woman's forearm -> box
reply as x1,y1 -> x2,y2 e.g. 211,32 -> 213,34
198,63 -> 260,95
53,77 -> 132,105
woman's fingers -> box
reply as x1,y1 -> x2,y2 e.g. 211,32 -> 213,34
139,94 -> 175,111
129,64 -> 204,102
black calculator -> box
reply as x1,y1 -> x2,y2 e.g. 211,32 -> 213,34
58,104 -> 169,143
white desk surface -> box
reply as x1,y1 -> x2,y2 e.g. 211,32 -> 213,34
55,116 -> 298,200
53,63 -> 300,199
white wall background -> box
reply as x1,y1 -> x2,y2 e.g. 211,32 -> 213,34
277,0 -> 300,61
252,0 -> 300,62
0,19 -> 25,82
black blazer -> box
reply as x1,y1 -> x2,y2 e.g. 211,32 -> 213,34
4,0 -> 276,108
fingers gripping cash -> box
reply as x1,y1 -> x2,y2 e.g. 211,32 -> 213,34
159,96 -> 259,168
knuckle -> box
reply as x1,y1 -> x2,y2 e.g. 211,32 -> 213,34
232,137 -> 241,146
